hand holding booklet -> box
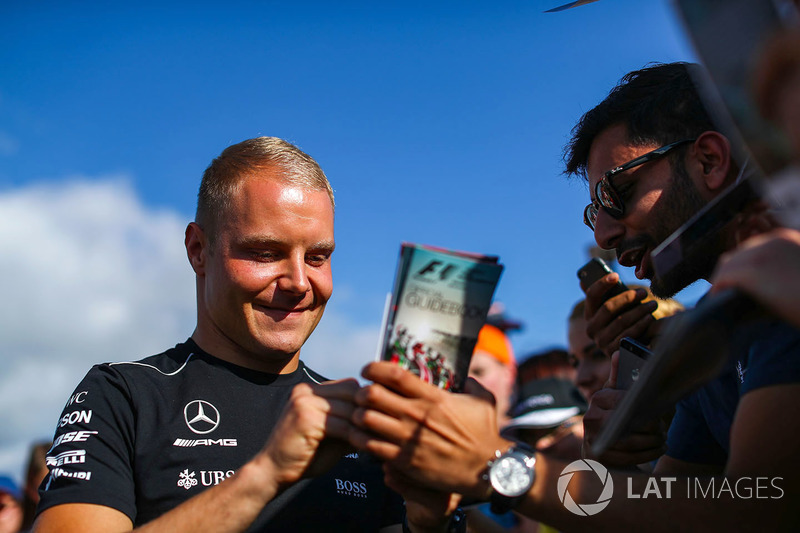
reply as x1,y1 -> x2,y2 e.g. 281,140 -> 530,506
377,243 -> 504,392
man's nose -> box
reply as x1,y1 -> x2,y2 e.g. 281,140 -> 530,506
593,209 -> 624,251
278,254 -> 311,294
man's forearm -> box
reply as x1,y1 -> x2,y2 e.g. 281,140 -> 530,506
136,452 -> 281,533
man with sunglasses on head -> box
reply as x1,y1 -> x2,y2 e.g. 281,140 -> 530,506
347,62 -> 798,530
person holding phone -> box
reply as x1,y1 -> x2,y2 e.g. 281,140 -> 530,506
567,285 -> 683,402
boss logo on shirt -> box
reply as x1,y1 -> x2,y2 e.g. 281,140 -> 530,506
335,478 -> 368,498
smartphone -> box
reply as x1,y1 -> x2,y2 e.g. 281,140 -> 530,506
617,337 -> 653,390
577,257 -> 629,299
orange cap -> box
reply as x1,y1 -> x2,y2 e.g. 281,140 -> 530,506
473,324 -> 515,366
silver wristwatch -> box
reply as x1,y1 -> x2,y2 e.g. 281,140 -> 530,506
485,444 -> 536,514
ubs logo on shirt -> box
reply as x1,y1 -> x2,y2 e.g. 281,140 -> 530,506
177,469 -> 234,490
335,478 -> 368,498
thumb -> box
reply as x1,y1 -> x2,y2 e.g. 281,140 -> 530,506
606,350 -> 619,389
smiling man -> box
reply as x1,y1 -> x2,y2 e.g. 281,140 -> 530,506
32,137 -> 416,532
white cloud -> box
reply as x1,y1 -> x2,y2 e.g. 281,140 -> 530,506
0,177 -> 195,480
0,177 -> 378,481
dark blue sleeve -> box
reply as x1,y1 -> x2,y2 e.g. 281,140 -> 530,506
740,322 -> 800,396
665,391 -> 727,466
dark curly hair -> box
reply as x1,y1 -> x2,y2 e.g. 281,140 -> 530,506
564,62 -> 717,180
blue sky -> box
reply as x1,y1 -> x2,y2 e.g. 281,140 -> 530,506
0,0 -> 708,480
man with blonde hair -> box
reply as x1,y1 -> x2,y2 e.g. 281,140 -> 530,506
33,137 -> 442,532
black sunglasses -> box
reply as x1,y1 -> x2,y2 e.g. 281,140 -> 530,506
583,138 -> 696,230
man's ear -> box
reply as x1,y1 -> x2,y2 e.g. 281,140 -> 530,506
691,131 -> 733,192
185,222 -> 207,276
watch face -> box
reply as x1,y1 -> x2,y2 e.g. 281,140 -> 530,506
489,452 -> 535,497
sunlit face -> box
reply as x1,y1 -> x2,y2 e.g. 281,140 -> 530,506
469,350 -> 515,422
568,316 -> 610,401
587,124 -> 708,297
191,168 -> 335,372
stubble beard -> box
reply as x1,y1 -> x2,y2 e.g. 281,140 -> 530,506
648,161 -> 725,298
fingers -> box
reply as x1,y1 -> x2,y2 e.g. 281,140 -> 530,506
583,386 -> 668,467
588,293 -> 657,356
347,426 -> 403,462
354,382 -> 418,421
597,445 -> 666,467
361,362 -> 440,401
383,465 -> 461,522
583,273 -> 623,316
312,377 -> 361,400
606,351 -> 619,389
463,377 -> 497,405
586,387 -> 625,411
284,383 -> 358,444
293,383 -> 356,419
351,405 -> 409,444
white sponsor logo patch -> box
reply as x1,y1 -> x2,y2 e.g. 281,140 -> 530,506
172,438 -> 238,448
52,430 -> 98,448
60,410 -> 93,428
46,450 -> 87,467
50,467 -> 92,481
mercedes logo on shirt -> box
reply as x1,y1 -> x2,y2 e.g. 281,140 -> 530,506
183,400 -> 221,434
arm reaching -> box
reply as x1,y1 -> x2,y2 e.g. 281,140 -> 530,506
711,228 -> 800,329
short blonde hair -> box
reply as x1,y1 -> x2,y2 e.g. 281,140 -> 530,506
196,137 -> 334,240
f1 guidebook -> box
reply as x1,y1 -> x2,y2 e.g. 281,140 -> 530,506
377,243 -> 503,392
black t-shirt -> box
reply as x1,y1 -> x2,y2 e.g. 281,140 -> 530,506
38,340 -> 404,531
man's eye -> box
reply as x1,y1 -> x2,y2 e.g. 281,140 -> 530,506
253,251 -> 278,261
306,254 -> 330,266
591,349 -> 608,362
615,182 -> 636,202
